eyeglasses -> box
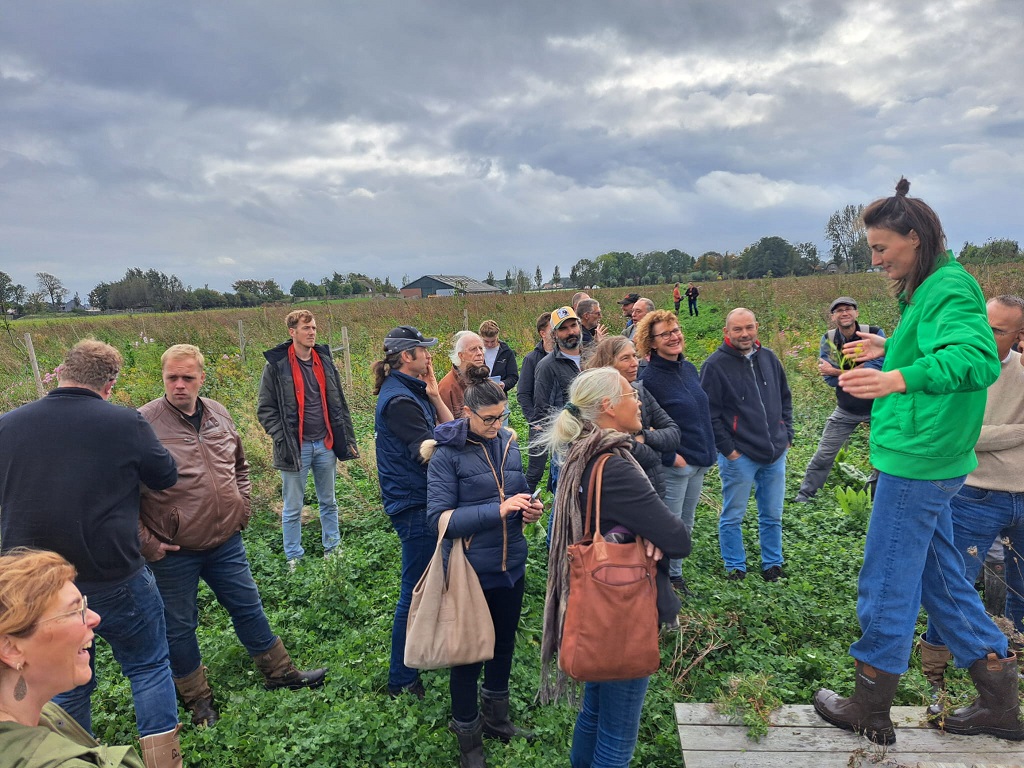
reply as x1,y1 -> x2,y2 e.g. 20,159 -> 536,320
470,407 -> 510,426
613,390 -> 640,402
991,326 -> 1024,337
652,327 -> 683,341
38,596 -> 88,626
832,308 -> 856,315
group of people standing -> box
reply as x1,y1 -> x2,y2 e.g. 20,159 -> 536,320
1,179 -> 1022,768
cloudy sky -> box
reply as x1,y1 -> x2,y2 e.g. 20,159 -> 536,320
2,1 -> 1022,299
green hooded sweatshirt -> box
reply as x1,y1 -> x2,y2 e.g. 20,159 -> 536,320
0,703 -> 143,768
870,252 -> 999,480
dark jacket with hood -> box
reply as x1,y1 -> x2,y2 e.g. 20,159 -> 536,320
424,418 -> 529,590
532,348 -> 582,422
257,340 -> 358,471
640,352 -> 717,467
699,340 -> 793,464
516,341 -> 548,424
488,341 -> 520,394
630,380 -> 681,498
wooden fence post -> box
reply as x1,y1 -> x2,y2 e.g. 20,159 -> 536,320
25,333 -> 44,400
340,326 -> 353,392
238,320 -> 246,364
463,308 -> 469,331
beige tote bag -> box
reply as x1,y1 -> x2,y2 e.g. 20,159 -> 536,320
404,510 -> 496,670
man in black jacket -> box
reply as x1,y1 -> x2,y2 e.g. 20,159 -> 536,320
0,339 -> 183,760
516,312 -> 554,489
700,308 -> 793,582
532,306 -> 584,490
257,310 -> 358,569
478,319 -> 519,394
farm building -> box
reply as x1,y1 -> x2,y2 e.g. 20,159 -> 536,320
400,275 -> 503,298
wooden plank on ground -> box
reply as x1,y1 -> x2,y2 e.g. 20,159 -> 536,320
676,703 -> 1024,768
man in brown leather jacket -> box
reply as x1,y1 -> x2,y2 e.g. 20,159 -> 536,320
139,344 -> 327,728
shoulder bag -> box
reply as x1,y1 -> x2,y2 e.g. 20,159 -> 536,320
558,453 -> 661,682
405,510 -> 495,670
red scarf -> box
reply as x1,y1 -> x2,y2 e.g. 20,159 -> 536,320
288,345 -> 334,451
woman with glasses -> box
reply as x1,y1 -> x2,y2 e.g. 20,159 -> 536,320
584,337 -> 680,500
0,548 -> 145,767
536,367 -> 691,768
633,310 -> 716,597
424,368 -> 543,768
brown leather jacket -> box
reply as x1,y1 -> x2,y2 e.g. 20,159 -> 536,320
138,396 -> 252,559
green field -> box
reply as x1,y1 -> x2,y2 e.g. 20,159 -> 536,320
2,266 -> 1022,767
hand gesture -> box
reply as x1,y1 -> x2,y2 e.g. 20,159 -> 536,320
842,331 -> 885,363
838,367 -> 906,400
500,492 -> 536,519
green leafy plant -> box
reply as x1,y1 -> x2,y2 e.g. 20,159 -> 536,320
835,485 -> 872,527
826,337 -> 860,371
714,672 -> 782,741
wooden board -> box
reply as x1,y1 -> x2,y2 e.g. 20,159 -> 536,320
676,704 -> 1024,768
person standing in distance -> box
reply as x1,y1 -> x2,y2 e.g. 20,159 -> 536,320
373,326 -> 454,699
257,310 -> 358,570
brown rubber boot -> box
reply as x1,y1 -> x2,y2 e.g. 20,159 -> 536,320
930,651 -> 1024,740
448,716 -> 487,768
173,665 -> 219,726
251,637 -> 327,691
919,635 -> 952,694
480,688 -> 536,743
139,724 -> 183,768
813,660 -> 900,745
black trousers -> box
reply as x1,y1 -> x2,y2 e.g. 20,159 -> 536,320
450,576 -> 526,722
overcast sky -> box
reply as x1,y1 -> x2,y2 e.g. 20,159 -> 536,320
2,1 -> 1022,299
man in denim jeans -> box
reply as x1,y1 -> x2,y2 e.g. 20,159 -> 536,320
918,294 -> 1024,691
0,340 -> 184,765
258,310 -> 358,570
700,308 -> 793,582
372,326 -> 453,698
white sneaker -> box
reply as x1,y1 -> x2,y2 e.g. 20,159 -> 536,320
287,559 -> 299,573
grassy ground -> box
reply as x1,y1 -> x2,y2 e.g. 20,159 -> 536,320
2,265 -> 1022,766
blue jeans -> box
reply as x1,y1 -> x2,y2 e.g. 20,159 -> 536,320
54,567 -> 179,737
662,463 -> 710,579
717,450 -> 787,572
851,473 -> 1009,674
570,676 -> 650,768
281,439 -> 340,560
388,507 -> 436,689
925,484 -> 1024,646
149,532 -> 277,678
797,406 -> 870,499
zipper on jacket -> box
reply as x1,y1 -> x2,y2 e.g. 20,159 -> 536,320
747,356 -> 776,454
468,434 -> 514,572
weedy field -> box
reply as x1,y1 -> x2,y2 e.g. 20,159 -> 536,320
1,264 -> 1021,767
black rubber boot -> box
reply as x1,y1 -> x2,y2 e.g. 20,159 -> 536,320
930,651 -> 1024,740
813,660 -> 900,745
449,716 -> 487,768
480,689 -> 537,743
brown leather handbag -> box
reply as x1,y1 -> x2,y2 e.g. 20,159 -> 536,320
558,453 -> 661,682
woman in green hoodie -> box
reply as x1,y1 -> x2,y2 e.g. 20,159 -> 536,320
813,178 -> 1021,745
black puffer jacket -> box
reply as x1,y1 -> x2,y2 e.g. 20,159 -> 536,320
629,380 -> 681,498
257,341 -> 358,471
424,418 -> 529,590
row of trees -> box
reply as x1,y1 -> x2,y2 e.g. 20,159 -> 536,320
290,272 -> 398,298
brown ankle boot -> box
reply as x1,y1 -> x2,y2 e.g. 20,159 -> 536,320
251,637 -> 327,691
173,665 -> 219,726
919,635 -> 951,695
813,660 -> 900,745
931,651 -> 1024,741
139,724 -> 183,768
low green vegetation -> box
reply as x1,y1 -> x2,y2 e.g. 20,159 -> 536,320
2,266 -> 1022,766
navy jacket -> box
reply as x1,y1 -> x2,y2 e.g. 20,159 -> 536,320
516,342 -> 547,424
699,342 -> 793,464
0,388 -> 178,591
532,349 -> 581,421
374,371 -> 437,516
639,352 -> 717,467
426,418 -> 529,590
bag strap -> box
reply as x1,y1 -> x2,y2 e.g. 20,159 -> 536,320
583,453 -> 613,538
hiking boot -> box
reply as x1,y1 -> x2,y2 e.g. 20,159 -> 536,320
814,660 -> 900,745
762,565 -> 787,582
449,715 -> 487,768
930,652 -> 1024,740
480,688 -> 536,743
919,635 -> 951,698
793,494 -> 812,504
173,665 -> 219,727
251,638 -> 327,691
726,569 -> 746,581
670,576 -> 693,597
